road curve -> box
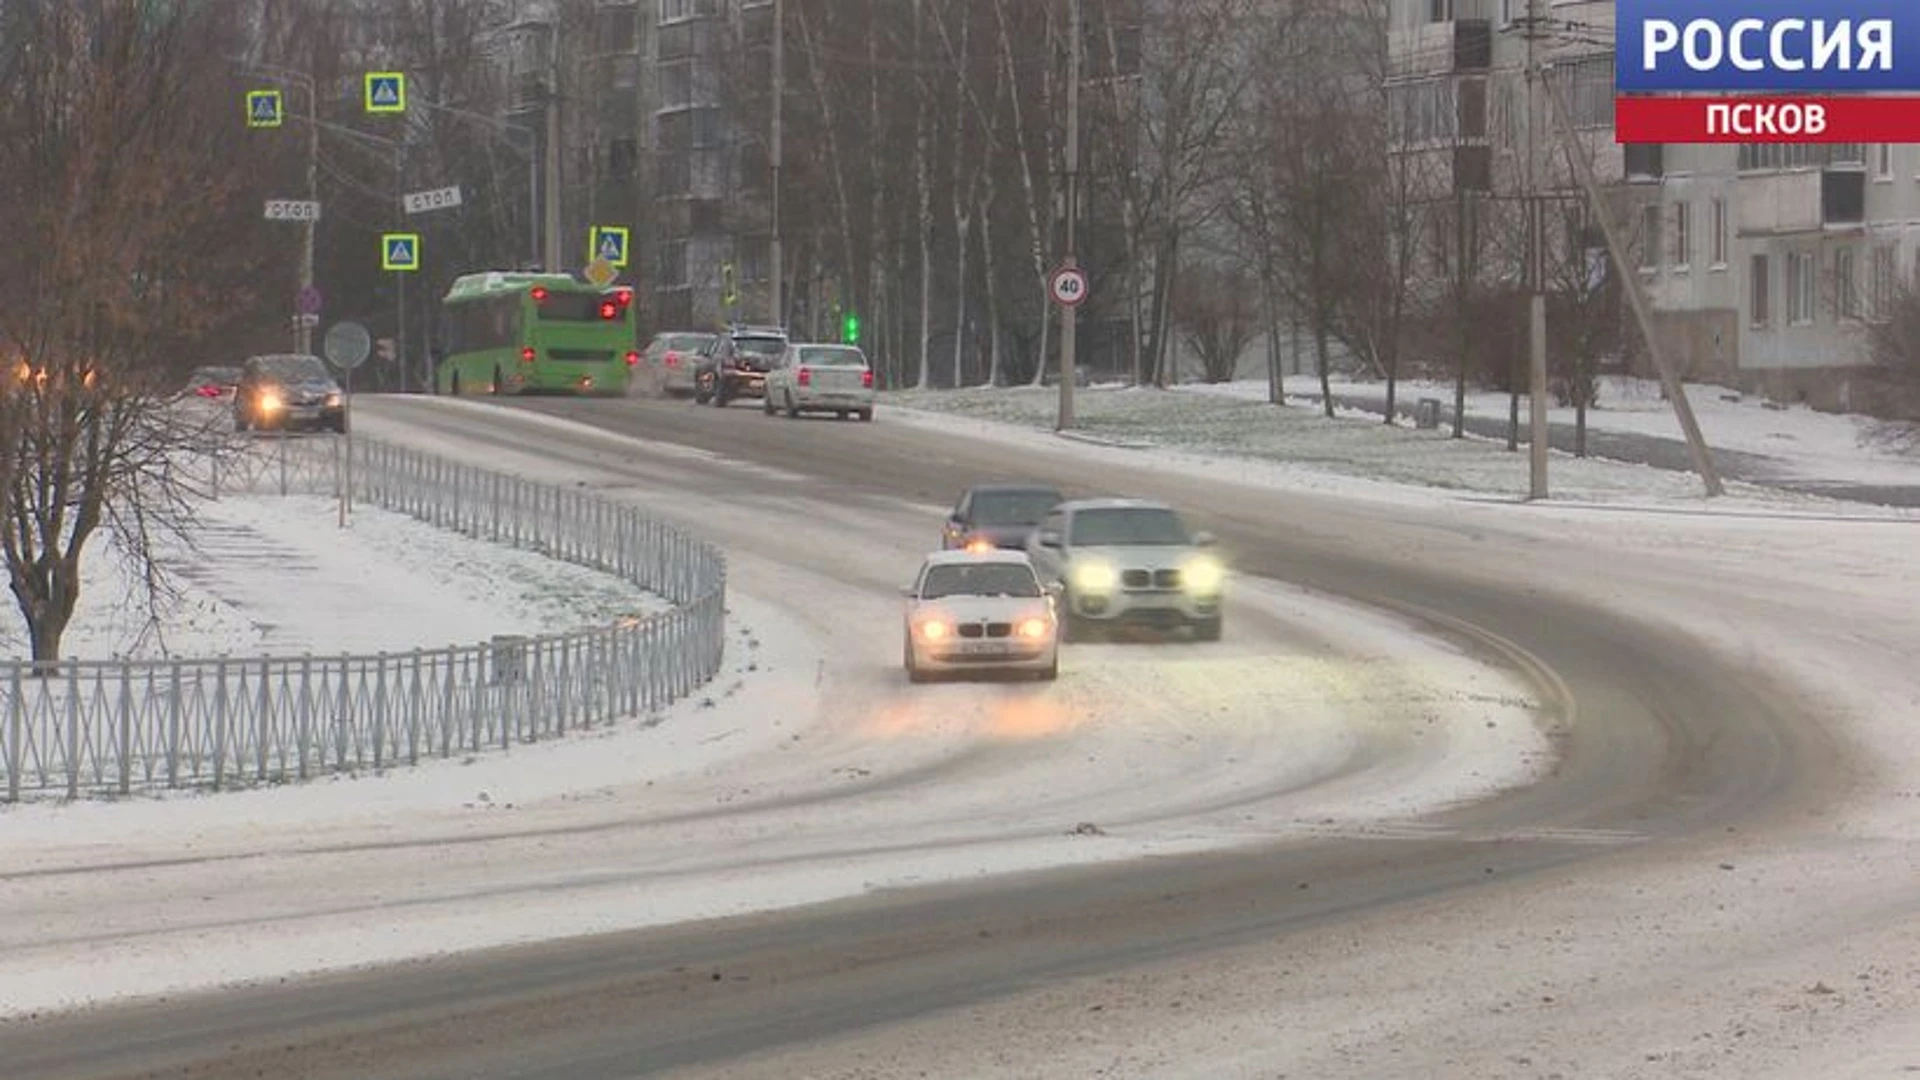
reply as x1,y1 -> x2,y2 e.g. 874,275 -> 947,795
4,393 -> 1843,1080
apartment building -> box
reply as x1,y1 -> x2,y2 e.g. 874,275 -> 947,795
1390,0 -> 1897,407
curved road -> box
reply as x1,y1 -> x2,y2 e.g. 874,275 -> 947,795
7,393 -> 1844,1079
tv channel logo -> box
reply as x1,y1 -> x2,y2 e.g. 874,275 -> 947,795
1616,0 -> 1917,93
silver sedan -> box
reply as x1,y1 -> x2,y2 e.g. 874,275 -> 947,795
763,344 -> 875,421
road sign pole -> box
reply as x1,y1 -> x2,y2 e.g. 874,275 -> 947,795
298,82 -> 318,356
1057,0 -> 1081,430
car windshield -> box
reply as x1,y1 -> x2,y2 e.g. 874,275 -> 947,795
254,356 -> 331,381
667,334 -> 711,351
970,490 -> 1061,526
920,562 -> 1042,599
797,346 -> 866,367
188,367 -> 239,386
1068,507 -> 1191,546
735,337 -> 786,358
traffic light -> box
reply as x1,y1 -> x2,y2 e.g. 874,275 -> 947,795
842,311 -> 859,345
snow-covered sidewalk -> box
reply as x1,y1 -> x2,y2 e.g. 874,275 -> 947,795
0,493 -> 670,663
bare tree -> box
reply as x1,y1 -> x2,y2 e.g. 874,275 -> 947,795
0,3 -> 277,669
1173,263 -> 1260,383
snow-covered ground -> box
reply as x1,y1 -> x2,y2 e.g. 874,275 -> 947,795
883,373 -> 1920,503
0,494 -> 670,662
0,403 -> 1556,1018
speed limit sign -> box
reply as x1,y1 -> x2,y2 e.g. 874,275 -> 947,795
1049,264 -> 1088,308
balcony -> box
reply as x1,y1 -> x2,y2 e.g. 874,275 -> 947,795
1737,169 -> 1865,236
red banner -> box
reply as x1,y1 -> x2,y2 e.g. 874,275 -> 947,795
1616,95 -> 1920,142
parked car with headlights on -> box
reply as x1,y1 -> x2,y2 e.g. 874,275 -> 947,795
941,483 -> 1064,552
902,549 -> 1059,683
233,353 -> 347,434
1025,498 -> 1224,642
762,343 -> 874,421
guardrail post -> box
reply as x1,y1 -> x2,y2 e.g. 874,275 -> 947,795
118,664 -> 133,796
65,663 -> 81,799
212,658 -> 228,791
298,656 -> 312,780
373,653 -> 388,770
7,665 -> 23,802
257,658 -> 272,782
409,650 -> 422,766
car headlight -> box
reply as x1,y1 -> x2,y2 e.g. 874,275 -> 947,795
257,390 -> 284,413
1182,555 -> 1225,594
1070,560 -> 1117,593
325,392 -> 342,407
915,618 -> 951,641
1017,617 -> 1052,640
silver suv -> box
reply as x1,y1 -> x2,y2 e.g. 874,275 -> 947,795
1025,498 -> 1225,642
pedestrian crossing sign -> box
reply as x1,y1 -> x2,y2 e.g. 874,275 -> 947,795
589,225 -> 629,268
381,233 -> 420,272
365,72 -> 406,114
246,90 -> 283,128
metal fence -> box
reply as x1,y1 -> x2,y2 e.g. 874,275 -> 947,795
1,433 -> 727,801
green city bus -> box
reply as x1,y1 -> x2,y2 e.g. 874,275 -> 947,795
436,271 -> 638,396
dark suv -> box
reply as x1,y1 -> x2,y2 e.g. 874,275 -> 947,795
234,354 -> 347,433
693,325 -> 788,407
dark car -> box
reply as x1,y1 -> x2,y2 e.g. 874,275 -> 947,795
234,354 -> 347,433
181,365 -> 242,402
693,325 -> 788,407
942,484 -> 1066,552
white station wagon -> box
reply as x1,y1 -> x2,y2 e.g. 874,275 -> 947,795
762,343 -> 875,421
902,550 -> 1059,683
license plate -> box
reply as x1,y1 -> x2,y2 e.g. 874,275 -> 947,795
958,641 -> 1006,654
291,406 -> 319,418
747,377 -> 765,388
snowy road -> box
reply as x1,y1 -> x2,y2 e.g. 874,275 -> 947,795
5,392 -> 1884,1079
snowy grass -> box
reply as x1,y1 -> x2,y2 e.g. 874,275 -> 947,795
881,383 -> 1828,506
0,493 -> 670,663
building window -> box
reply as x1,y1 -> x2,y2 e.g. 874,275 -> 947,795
1429,0 -> 1451,22
1787,251 -> 1816,325
657,61 -> 692,108
1387,77 -> 1455,148
1835,247 -> 1860,319
659,0 -> 690,23
1672,200 -> 1691,269
656,154 -> 690,196
1878,143 -> 1895,179
1739,143 -> 1866,172
1873,243 -> 1897,318
1750,254 -> 1770,326
1639,203 -> 1661,270
691,107 -> 724,149
1560,55 -> 1614,131
739,236 -> 770,282
1709,197 -> 1727,267
655,240 -> 688,287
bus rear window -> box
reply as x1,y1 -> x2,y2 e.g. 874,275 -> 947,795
535,292 -> 628,321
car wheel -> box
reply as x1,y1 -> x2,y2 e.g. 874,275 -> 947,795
450,373 -> 462,396
785,392 -> 800,419
1037,653 -> 1059,681
233,412 -> 248,432
694,374 -> 712,404
1193,616 -> 1223,642
857,408 -> 874,422
762,393 -> 775,416
905,639 -> 932,684
331,414 -> 349,435
490,367 -> 504,396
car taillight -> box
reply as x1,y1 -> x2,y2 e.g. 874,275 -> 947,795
530,286 -> 548,303
861,369 -> 873,388
614,287 -> 633,307
625,350 -> 639,367
599,301 -> 618,320
796,366 -> 811,386
520,347 -> 536,363
664,352 -> 680,367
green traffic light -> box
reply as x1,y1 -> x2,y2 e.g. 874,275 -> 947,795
842,313 -> 859,344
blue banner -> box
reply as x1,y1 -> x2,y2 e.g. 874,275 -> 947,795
1617,0 -> 1920,92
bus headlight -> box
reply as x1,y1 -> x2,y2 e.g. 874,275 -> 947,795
1182,555 -> 1225,595
1071,560 -> 1117,593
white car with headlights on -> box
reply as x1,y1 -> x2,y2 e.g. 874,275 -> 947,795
902,550 -> 1059,683
1025,498 -> 1225,642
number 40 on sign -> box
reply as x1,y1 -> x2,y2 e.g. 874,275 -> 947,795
1049,265 -> 1087,308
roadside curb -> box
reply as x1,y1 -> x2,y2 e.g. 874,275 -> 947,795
1053,430 -> 1153,451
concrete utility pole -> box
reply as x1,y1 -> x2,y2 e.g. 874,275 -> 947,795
1543,75 -> 1724,497
770,0 -> 785,326
1056,0 -> 1081,431
542,22 -> 562,271
299,77 -> 318,356
1523,0 -> 1549,499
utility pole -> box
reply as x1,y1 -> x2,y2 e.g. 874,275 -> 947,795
770,0 -> 784,327
395,141 -> 408,395
1544,76 -> 1724,497
1056,0 -> 1081,431
542,22 -> 562,272
1523,0 -> 1549,499
298,77 -> 317,356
